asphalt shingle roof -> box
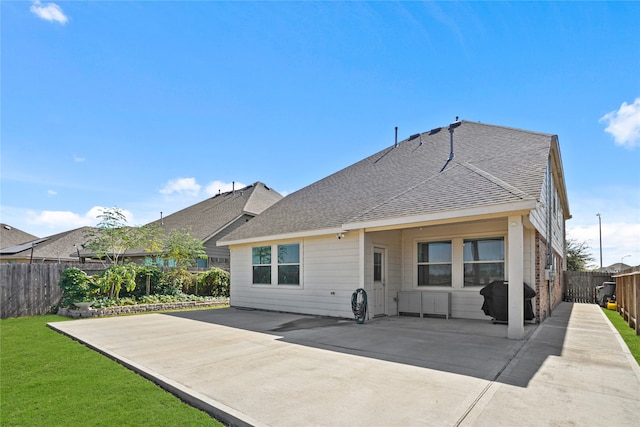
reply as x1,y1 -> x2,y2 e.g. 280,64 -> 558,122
221,121 -> 561,242
147,182 -> 283,242
0,224 -> 39,249
0,227 -> 91,261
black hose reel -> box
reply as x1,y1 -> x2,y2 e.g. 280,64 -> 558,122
351,288 -> 367,324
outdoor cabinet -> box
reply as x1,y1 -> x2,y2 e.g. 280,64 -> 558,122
398,291 -> 451,319
398,291 -> 422,316
421,292 -> 451,319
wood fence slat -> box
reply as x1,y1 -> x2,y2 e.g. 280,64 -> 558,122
563,271 -> 613,304
0,263 -> 88,319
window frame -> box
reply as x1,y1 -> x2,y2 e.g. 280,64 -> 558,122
462,237 -> 505,287
277,243 -> 300,286
416,240 -> 453,287
252,245 -> 272,285
251,242 -> 302,287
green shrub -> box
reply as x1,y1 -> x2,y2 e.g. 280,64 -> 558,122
198,268 -> 230,297
160,268 -> 195,295
58,268 -> 98,307
95,264 -> 137,299
127,265 -> 163,297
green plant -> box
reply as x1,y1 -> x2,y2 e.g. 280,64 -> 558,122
58,268 -> 98,307
129,264 -> 163,297
161,227 -> 207,269
198,268 -> 230,297
83,207 -> 163,266
160,268 -> 195,294
95,264 -> 137,299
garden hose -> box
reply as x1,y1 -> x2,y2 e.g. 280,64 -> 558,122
351,288 -> 367,324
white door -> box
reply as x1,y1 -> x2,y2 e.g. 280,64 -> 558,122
373,248 -> 385,316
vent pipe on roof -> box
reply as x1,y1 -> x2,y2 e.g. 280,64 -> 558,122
440,118 -> 461,173
395,127 -> 398,147
160,212 -> 163,226
232,181 -> 235,195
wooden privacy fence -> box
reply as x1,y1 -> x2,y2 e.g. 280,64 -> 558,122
0,263 -> 104,319
563,271 -> 613,304
614,268 -> 640,335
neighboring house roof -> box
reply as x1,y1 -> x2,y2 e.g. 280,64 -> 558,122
0,224 -> 39,249
0,227 -> 92,262
220,121 -> 570,244
145,181 -> 283,244
603,263 -> 632,273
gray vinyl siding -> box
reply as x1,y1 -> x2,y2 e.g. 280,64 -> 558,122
229,234 -> 360,318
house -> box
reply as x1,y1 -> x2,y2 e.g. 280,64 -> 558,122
127,182 -> 283,269
0,224 -> 38,250
219,121 -> 571,339
0,227 -> 95,264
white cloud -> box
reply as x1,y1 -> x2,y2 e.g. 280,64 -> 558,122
30,0 -> 69,25
160,177 -> 201,197
47,190 -> 57,196
599,98 -> 640,149
567,221 -> 640,269
204,180 -> 247,196
73,155 -> 86,163
25,206 -> 136,231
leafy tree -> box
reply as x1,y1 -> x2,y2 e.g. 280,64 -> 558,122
161,228 -> 207,269
84,207 -> 162,266
566,238 -> 596,271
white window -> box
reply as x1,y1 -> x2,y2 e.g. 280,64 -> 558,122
417,241 -> 452,286
251,243 -> 301,286
277,244 -> 300,285
463,238 -> 504,287
252,246 -> 271,284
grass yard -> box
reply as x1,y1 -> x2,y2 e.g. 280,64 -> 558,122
602,308 -> 640,365
1,315 -> 223,427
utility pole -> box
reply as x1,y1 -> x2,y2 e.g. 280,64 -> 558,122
596,213 -> 603,272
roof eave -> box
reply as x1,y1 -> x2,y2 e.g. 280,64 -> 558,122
219,227 -> 346,246
343,199 -> 538,232
222,200 -> 538,245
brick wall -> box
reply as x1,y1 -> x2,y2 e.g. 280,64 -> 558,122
535,231 -> 563,323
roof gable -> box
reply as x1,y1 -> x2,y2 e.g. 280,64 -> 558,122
220,121 -> 564,243
147,182 -> 282,242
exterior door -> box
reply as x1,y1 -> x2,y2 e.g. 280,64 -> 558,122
373,248 -> 386,316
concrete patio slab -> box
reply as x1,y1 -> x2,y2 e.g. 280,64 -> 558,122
48,302 -> 640,427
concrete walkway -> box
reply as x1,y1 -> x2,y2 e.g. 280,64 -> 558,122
49,302 -> 640,427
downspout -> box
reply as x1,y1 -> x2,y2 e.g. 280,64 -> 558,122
546,159 -> 553,316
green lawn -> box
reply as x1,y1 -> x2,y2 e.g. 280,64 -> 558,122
602,308 -> 640,366
1,315 -> 223,427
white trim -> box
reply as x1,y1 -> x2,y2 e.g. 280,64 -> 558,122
249,241 -> 304,289
220,227 -> 345,246
344,200 -> 537,231
222,201 -> 537,246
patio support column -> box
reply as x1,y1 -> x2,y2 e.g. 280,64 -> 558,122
508,215 -> 525,339
358,229 -> 368,319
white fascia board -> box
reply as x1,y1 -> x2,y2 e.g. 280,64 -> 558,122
343,200 -> 538,232
219,227 -> 346,247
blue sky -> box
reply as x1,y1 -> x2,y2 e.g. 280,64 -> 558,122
2,1 -> 639,268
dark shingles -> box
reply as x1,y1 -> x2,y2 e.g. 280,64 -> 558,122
0,224 -> 39,249
220,121 -> 556,242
